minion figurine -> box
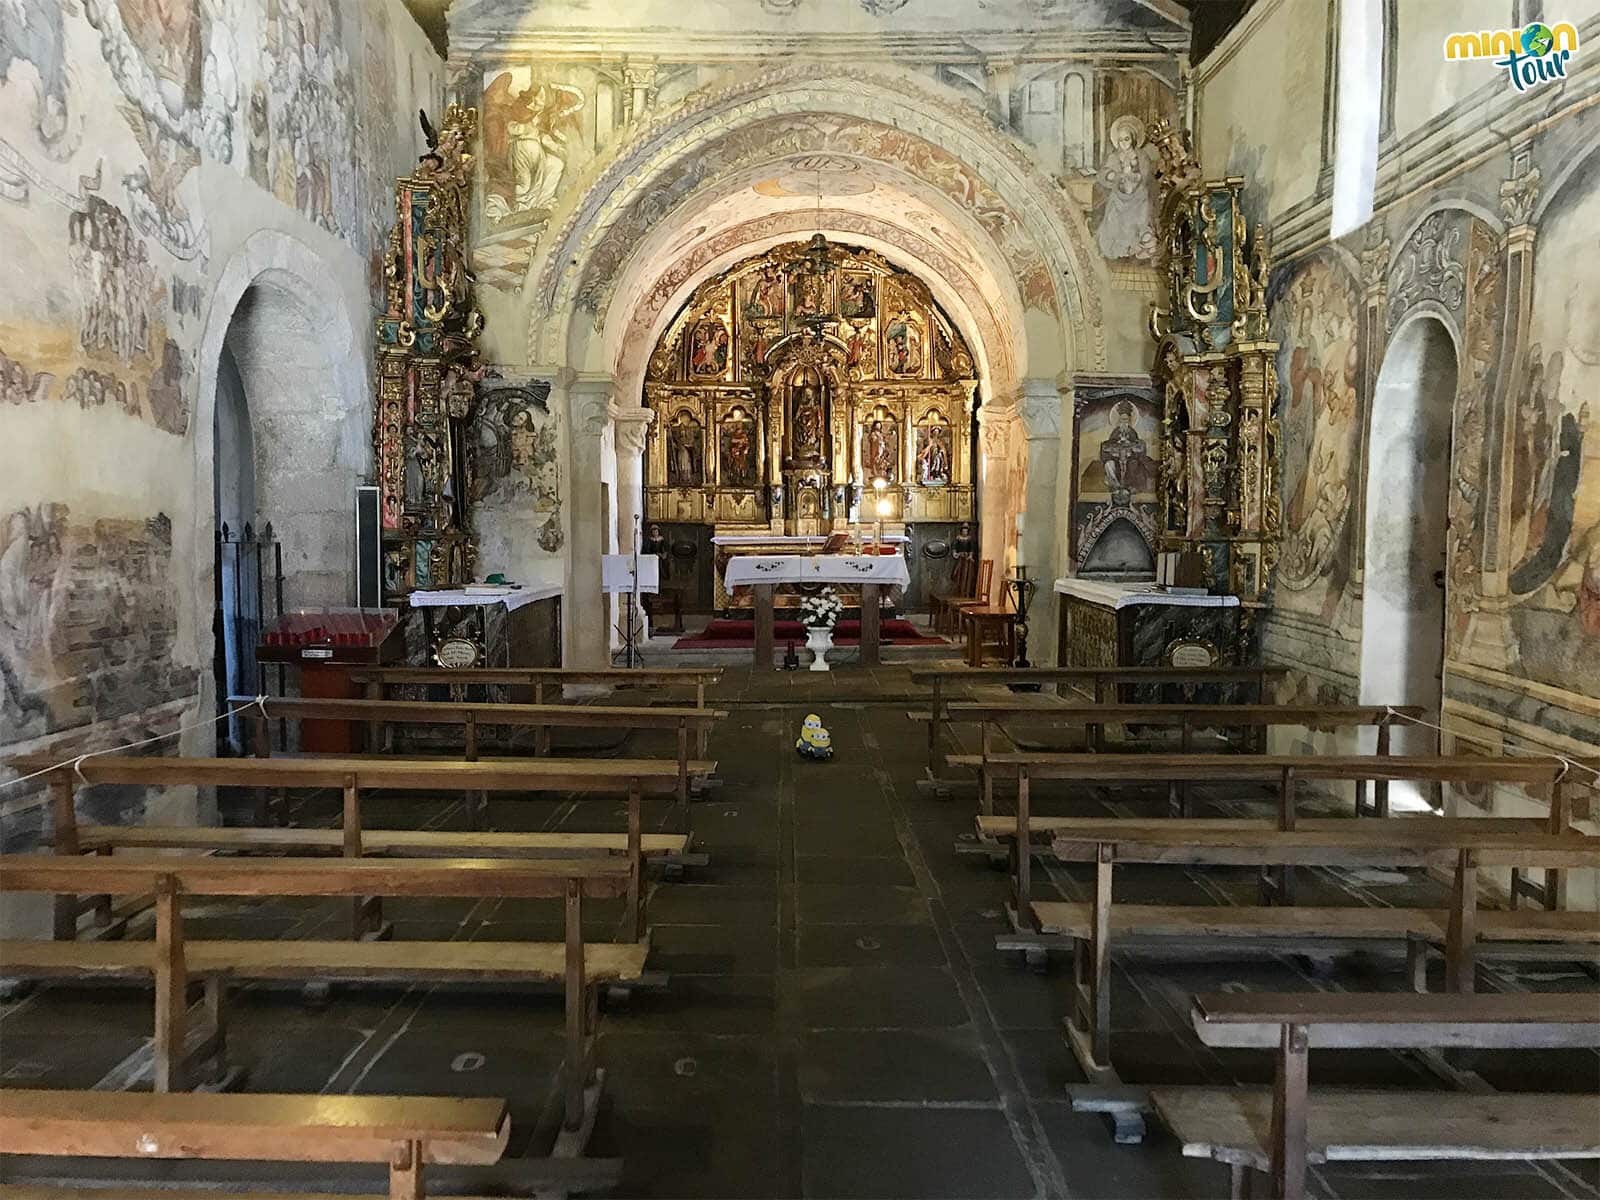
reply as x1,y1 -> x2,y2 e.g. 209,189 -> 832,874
795,713 -> 833,760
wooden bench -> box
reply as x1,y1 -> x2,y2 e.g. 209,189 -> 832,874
231,694 -> 726,806
344,666 -> 724,758
18,755 -> 699,942
995,752 -> 1574,919
0,1088 -> 511,1199
907,665 -> 1288,776
1156,990 -> 1600,1199
1040,822 -> 1600,1090
951,704 -> 1420,823
0,852 -> 633,1138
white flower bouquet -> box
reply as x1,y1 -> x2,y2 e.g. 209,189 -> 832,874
799,586 -> 843,630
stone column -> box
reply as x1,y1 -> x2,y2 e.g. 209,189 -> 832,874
1018,378 -> 1066,667
977,400 -> 1022,607
565,374 -> 615,668
1465,154 -> 1542,664
611,403 -> 654,637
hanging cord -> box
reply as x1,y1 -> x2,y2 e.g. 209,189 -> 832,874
2,696 -> 271,793
1383,704 -> 1600,789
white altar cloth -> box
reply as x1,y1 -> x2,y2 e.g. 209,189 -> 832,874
725,554 -> 911,589
1053,577 -> 1239,610
409,584 -> 562,612
601,555 -> 660,594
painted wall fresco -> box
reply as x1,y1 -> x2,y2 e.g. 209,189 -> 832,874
0,1 -> 441,807
1069,386 -> 1161,574
1268,254 -> 1362,623
1509,154 -> 1600,694
0,505 -> 192,742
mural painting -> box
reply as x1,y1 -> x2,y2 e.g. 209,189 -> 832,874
1507,158 -> 1600,693
0,505 -> 190,743
1069,388 -> 1160,572
1092,115 -> 1157,261
1269,254 -> 1362,620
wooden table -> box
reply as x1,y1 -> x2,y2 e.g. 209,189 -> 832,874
960,606 -> 1017,667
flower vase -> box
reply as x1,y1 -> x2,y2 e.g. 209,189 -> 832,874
804,626 -> 834,671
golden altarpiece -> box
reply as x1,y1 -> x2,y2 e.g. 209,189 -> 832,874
643,237 -> 978,612
1058,122 -> 1282,683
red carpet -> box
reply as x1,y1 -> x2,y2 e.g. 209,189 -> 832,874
673,618 -> 945,649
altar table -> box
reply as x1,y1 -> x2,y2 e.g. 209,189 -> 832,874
723,554 -> 911,668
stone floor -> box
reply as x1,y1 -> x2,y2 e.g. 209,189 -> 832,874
3,662 -> 1598,1198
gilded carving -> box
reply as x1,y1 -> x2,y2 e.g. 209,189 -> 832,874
372,106 -> 483,602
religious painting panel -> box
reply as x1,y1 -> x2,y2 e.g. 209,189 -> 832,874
883,310 -> 925,378
839,272 -> 876,319
1268,252 -> 1362,621
689,317 -> 730,379
742,264 -> 788,321
718,405 -> 762,487
842,321 -> 877,378
1070,386 -> 1160,574
1507,156 -> 1600,696
790,269 -> 830,319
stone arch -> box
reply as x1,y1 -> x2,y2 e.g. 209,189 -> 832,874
1359,312 -> 1459,784
530,65 -> 1108,377
191,230 -> 370,719
1534,128 -> 1600,225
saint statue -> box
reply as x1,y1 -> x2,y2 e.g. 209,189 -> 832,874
917,423 -> 952,486
789,368 -> 827,465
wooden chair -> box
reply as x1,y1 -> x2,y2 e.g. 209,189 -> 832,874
0,1088 -> 513,1199
1160,990 -> 1600,1200
941,558 -> 994,634
928,556 -> 975,633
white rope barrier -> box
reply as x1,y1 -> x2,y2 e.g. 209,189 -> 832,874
1383,704 -> 1600,789
1,695 -> 271,794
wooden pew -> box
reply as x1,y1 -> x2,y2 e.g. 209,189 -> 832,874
1157,991 -> 1600,1200
231,693 -> 726,806
344,666 -> 724,758
0,1088 -> 512,1199
0,852 -> 632,1137
993,753 -> 1573,923
952,704 -> 1419,825
19,755 -> 699,943
1040,821 -> 1599,1095
907,665 -> 1288,777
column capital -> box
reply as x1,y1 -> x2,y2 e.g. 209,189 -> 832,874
1499,165 -> 1542,230
1018,378 -> 1064,440
567,374 -> 616,437
610,403 -> 655,458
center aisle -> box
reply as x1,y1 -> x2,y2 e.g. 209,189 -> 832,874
580,663 -> 1212,1199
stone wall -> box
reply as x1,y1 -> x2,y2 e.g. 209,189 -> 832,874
0,3 -> 442,872
1196,1 -> 1600,899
